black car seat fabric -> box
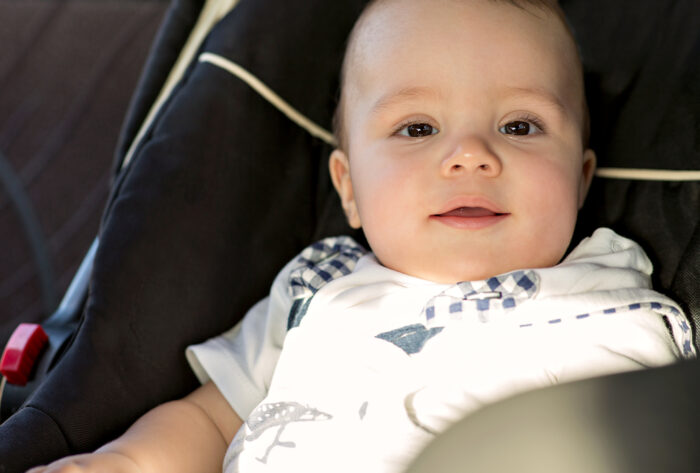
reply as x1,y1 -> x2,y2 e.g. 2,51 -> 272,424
0,0 -> 367,469
0,0 -> 167,344
568,0 -> 700,330
0,0 -> 698,471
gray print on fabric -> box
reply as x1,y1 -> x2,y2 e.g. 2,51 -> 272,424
375,324 -> 445,355
359,401 -> 369,420
245,402 -> 333,464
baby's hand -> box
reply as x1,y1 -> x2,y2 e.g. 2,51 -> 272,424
26,452 -> 141,473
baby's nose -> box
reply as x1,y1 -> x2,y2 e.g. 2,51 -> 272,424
441,135 -> 502,177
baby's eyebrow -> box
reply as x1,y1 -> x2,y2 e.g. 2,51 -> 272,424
368,85 -> 572,120
502,86 -> 569,116
370,86 -> 442,115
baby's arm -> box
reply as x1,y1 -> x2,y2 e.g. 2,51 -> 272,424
27,382 -> 242,473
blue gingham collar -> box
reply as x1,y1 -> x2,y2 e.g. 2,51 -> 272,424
288,236 -> 368,300
287,236 -> 367,329
423,270 -> 540,326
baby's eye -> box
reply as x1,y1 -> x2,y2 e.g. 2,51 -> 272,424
499,120 -> 541,136
397,123 -> 439,138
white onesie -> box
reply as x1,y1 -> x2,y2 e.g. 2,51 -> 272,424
187,228 -> 694,473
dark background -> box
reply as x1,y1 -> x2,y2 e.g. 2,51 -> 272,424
0,0 -> 168,345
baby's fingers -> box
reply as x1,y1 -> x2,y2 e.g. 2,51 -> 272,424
26,463 -> 71,473
25,453 -> 138,473
26,458 -> 90,473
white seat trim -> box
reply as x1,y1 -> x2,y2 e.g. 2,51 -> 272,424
595,168 -> 700,181
122,0 -> 241,169
199,52 -> 336,146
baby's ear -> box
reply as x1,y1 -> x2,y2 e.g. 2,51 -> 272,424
578,148 -> 597,208
329,149 -> 362,228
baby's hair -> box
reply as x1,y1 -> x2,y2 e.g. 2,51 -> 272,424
332,0 -> 590,152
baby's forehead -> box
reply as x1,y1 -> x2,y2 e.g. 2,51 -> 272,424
340,0 -> 586,128
347,0 -> 574,68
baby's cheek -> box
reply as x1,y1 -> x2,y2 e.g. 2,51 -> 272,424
524,167 -> 580,263
532,160 -> 581,210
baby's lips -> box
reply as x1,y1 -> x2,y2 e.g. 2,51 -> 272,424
433,196 -> 507,217
440,207 -> 498,218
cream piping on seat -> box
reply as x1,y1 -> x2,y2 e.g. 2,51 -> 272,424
122,0 -> 241,170
198,52 -> 336,146
595,168 -> 700,181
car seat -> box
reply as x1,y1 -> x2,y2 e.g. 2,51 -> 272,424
0,0 -> 698,471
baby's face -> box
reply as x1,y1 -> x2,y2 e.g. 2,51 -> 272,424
330,0 -> 596,283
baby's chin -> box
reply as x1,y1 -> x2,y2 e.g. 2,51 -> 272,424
395,257 -> 562,284
417,268 -> 513,285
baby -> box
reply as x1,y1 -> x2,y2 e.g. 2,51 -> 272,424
30,0 -> 695,472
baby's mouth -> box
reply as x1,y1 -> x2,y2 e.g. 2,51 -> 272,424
437,207 -> 504,218
430,205 -> 510,229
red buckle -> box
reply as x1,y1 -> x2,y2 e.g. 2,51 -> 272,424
0,323 -> 49,386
